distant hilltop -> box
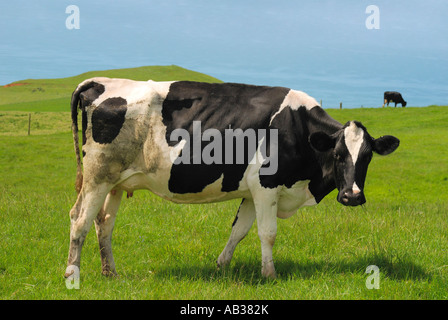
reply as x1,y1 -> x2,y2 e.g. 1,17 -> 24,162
0,65 -> 222,112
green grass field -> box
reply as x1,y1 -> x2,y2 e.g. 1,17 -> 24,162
0,66 -> 447,299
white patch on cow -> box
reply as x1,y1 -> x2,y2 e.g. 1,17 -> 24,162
84,79 -> 177,198
352,182 -> 361,194
344,121 -> 364,165
81,77 -> 175,107
269,90 -> 319,125
277,180 -> 317,219
247,140 -> 316,219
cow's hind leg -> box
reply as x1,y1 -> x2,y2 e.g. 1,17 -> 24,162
65,183 -> 111,278
217,199 -> 256,268
94,189 -> 123,276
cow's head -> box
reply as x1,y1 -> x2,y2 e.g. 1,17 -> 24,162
309,121 -> 399,206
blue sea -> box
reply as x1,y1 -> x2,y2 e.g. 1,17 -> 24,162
1,0 -> 447,108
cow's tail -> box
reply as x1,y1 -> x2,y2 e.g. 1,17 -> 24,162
71,80 -> 95,194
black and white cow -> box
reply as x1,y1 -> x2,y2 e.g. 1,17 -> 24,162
383,91 -> 407,107
65,78 -> 400,279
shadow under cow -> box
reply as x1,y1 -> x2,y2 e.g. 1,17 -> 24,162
152,253 -> 431,284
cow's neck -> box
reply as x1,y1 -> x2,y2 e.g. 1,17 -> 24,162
305,107 -> 342,203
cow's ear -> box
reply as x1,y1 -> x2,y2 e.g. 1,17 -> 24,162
372,135 -> 400,155
309,132 -> 336,152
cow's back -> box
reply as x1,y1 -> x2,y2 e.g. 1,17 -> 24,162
162,81 -> 290,137
384,91 -> 403,99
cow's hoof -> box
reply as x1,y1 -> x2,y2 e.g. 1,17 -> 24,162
261,265 -> 277,279
101,269 -> 118,277
64,265 -> 80,278
262,271 -> 277,280
216,254 -> 231,269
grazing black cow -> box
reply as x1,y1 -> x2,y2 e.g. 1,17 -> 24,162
65,78 -> 400,279
383,91 -> 407,107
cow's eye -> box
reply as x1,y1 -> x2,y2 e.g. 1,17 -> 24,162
334,153 -> 341,161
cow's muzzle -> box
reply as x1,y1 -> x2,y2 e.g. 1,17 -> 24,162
338,189 -> 366,206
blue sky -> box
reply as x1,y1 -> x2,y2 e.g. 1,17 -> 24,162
1,0 -> 447,107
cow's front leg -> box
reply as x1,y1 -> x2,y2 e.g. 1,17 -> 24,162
217,199 -> 256,268
94,189 -> 123,277
253,191 -> 278,279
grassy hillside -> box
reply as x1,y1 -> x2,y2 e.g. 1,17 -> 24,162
0,65 -> 222,112
0,66 -> 447,300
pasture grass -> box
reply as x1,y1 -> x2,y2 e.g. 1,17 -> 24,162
0,70 -> 447,299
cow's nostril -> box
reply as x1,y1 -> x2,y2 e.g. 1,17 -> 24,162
340,191 -> 365,206
356,193 -> 366,205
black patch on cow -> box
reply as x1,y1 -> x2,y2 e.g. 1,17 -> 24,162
305,107 -> 342,202
80,82 -> 105,103
259,106 -> 318,189
91,97 -> 127,144
162,81 -> 290,194
79,82 -> 105,146
82,108 -> 88,146
232,199 -> 245,227
232,214 -> 239,227
259,105 -> 342,202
